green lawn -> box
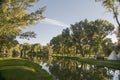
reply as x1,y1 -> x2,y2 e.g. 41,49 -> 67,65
53,56 -> 120,70
0,58 -> 53,80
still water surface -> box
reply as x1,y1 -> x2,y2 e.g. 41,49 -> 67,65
37,56 -> 120,80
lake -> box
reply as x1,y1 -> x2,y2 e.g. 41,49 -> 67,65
36,56 -> 120,80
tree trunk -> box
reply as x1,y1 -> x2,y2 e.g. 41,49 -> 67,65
20,50 -> 23,58
112,8 -> 120,27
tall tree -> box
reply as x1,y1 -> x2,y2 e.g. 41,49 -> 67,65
96,0 -> 120,52
50,19 -> 114,57
61,28 -> 72,54
0,0 -> 45,54
95,0 -> 120,27
50,35 -> 63,54
88,19 -> 114,55
29,43 -> 41,58
70,19 -> 89,57
21,43 -> 31,58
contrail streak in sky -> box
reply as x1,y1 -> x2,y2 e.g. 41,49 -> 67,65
42,18 -> 69,28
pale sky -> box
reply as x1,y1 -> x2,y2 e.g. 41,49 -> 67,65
17,0 -> 118,45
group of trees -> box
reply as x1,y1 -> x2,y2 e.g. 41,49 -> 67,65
50,19 -> 115,57
96,0 -> 120,52
0,0 -> 120,58
12,43 -> 51,59
0,0 -> 45,56
50,0 -> 120,57
1,42 -> 51,60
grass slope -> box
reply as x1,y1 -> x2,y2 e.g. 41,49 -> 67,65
0,58 -> 52,80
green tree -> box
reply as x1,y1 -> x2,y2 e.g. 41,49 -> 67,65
29,43 -> 41,58
31,43 -> 41,53
70,19 -> 89,57
21,43 -> 31,58
50,19 -> 114,57
0,34 -> 18,56
50,35 -> 63,54
101,38 -> 113,56
0,0 -> 45,55
96,0 -> 120,53
88,19 -> 114,55
95,0 -> 120,27
61,28 -> 72,54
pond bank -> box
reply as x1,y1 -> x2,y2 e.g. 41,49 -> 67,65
52,56 -> 120,70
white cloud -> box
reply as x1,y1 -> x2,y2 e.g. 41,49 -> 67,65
42,18 -> 69,28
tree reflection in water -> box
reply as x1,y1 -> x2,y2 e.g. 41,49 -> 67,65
38,56 -> 115,80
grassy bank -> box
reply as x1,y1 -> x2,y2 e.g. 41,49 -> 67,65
53,56 -> 120,70
0,58 -> 52,80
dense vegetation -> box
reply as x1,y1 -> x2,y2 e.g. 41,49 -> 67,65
50,19 -> 115,57
0,0 -> 120,59
2,42 -> 51,59
0,0 -> 45,56
0,0 -> 120,79
49,0 -> 120,58
0,0 -> 52,80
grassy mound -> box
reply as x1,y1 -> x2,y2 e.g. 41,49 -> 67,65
0,58 -> 52,80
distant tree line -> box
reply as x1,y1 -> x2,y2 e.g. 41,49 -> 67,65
0,42 -> 52,59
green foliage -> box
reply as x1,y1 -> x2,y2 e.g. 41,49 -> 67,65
50,35 -> 63,54
95,0 -> 119,19
95,0 -> 120,53
50,19 -> 114,57
19,31 -> 36,40
0,0 -> 45,55
9,43 -> 51,60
